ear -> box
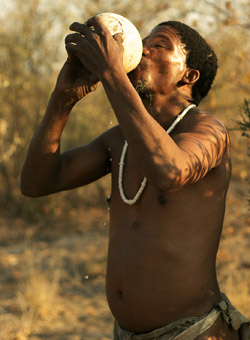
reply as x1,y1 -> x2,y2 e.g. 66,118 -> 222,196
182,68 -> 200,85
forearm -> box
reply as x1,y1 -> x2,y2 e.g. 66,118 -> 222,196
101,71 -> 185,190
21,91 -> 76,196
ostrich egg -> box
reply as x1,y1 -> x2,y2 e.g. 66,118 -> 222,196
96,13 -> 143,73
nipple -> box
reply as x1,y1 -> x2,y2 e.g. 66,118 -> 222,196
158,193 -> 166,205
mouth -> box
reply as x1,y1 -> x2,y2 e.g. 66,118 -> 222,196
128,58 -> 153,104
138,57 -> 148,71
128,56 -> 147,77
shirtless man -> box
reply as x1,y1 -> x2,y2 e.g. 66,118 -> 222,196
21,17 -> 249,339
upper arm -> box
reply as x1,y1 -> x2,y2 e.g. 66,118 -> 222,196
51,130 -> 111,194
171,115 -> 229,187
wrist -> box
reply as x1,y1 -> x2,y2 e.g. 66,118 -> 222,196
51,89 -> 78,111
99,65 -> 127,83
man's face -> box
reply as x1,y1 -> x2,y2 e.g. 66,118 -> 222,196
129,25 -> 187,103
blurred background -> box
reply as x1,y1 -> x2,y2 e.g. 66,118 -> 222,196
0,0 -> 249,339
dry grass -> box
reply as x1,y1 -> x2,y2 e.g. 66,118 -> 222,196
220,272 -> 250,318
0,247 -> 64,340
17,260 -> 61,321
0,305 -> 34,340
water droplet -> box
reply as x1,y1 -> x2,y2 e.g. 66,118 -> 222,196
84,275 -> 89,280
110,158 -> 112,162
108,147 -> 111,151
103,222 -> 106,226
96,241 -> 100,245
109,119 -> 113,125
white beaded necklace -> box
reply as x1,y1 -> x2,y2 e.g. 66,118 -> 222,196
118,104 -> 196,205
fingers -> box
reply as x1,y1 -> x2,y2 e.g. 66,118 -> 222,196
89,72 -> 99,84
70,16 -> 111,39
86,16 -> 111,36
66,16 -> 124,77
65,32 -> 89,62
65,42 -> 77,58
69,22 -> 94,39
65,39 -> 84,61
65,33 -> 83,45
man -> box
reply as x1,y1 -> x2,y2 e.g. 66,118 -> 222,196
21,17 -> 249,339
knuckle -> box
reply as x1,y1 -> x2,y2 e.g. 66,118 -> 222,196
86,16 -> 96,26
69,21 -> 78,30
65,33 -> 74,44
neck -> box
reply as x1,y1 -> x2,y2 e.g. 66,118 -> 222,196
143,95 -> 194,129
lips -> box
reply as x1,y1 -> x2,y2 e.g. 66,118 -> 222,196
138,57 -> 148,71
128,56 -> 148,83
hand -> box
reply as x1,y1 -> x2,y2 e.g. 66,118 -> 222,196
54,54 -> 99,103
65,16 -> 124,80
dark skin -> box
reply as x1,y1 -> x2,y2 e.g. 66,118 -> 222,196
21,17 -> 238,339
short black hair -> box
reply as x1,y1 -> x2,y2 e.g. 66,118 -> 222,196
158,21 -> 218,105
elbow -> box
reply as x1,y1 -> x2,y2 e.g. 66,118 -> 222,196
20,183 -> 41,198
150,168 -> 184,192
150,157 -> 188,192
20,175 -> 43,198
153,177 -> 183,193
20,166 -> 48,197
153,178 -> 173,193
20,177 -> 55,197
149,168 -> 173,192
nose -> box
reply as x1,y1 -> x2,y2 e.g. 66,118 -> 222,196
142,46 -> 150,56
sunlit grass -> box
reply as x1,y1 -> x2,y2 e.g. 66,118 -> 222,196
17,248 -> 62,322
0,248 -> 64,339
220,272 -> 250,318
0,305 -> 33,340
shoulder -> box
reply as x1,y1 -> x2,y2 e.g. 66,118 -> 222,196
182,109 -> 227,133
173,109 -> 230,170
174,109 -> 229,145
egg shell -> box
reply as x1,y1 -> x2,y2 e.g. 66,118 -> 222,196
96,13 -> 143,73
